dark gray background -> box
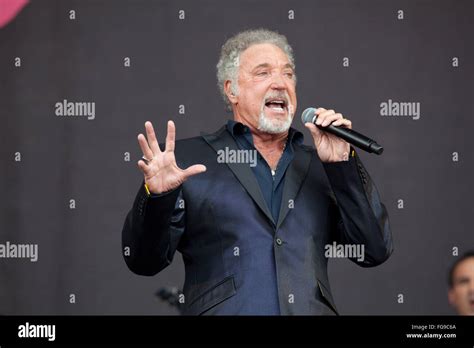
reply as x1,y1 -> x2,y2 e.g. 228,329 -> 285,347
0,0 -> 473,315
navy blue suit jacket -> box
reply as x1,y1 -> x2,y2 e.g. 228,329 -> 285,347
122,125 -> 393,315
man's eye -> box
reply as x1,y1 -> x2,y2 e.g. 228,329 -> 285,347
285,72 -> 294,78
257,71 -> 268,76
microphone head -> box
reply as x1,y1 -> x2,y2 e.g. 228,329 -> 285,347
301,107 -> 317,124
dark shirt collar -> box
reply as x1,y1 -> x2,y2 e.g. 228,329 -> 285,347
226,119 -> 304,145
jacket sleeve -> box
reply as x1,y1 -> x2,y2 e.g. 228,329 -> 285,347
322,150 -> 393,267
121,182 -> 185,276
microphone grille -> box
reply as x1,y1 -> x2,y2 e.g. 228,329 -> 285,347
301,107 -> 317,124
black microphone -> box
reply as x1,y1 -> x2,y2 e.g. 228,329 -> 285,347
301,107 -> 384,155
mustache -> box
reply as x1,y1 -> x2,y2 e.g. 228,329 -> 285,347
262,92 -> 289,104
260,92 -> 295,116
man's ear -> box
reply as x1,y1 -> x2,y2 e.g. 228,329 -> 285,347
224,80 -> 238,105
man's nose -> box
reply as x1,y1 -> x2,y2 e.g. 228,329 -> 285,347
270,72 -> 287,90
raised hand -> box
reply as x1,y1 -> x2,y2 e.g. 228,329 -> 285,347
137,120 -> 206,194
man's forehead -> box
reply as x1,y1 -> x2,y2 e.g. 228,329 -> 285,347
454,258 -> 474,277
252,62 -> 294,70
240,43 -> 292,67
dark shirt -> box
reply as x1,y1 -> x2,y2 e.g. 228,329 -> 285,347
226,120 -> 304,224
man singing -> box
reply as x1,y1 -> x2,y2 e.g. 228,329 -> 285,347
122,28 -> 393,315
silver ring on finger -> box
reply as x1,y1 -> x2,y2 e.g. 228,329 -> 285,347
142,156 -> 152,164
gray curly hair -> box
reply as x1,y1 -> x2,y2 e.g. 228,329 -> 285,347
216,28 -> 296,110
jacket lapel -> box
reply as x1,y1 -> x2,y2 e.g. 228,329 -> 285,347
202,126 -> 276,227
202,125 -> 313,231
276,145 -> 312,230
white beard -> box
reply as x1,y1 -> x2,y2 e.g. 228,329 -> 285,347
257,109 -> 293,134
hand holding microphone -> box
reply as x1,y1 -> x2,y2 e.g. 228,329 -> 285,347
302,107 -> 383,163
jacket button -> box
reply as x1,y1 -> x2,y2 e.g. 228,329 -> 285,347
276,238 -> 283,246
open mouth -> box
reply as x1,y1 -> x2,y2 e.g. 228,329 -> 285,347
264,98 -> 287,113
